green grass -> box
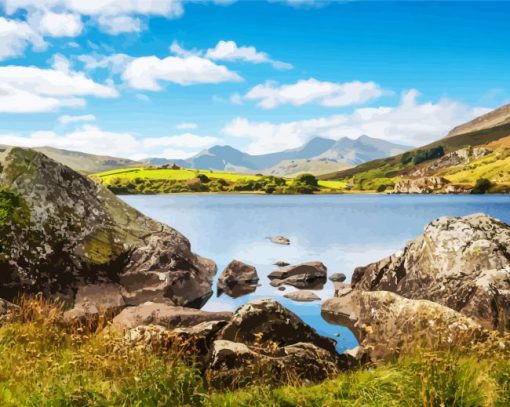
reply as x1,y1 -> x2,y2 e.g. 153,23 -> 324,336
1,297 -> 509,406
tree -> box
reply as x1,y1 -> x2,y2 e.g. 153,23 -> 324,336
471,178 -> 492,194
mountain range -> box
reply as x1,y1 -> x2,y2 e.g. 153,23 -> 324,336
144,135 -> 410,176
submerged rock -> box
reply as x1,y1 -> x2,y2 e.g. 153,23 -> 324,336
351,213 -> 510,330
284,290 -> 321,302
268,261 -> 327,289
0,147 -> 216,309
110,301 -> 232,331
271,236 -> 290,245
217,260 -> 259,298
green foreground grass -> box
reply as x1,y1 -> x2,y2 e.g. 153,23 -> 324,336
1,298 -> 509,406
93,167 -> 347,195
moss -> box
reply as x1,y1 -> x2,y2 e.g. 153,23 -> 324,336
83,228 -> 120,265
0,188 -> 30,229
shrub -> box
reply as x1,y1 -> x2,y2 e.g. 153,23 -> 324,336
196,174 -> 210,183
294,173 -> 318,187
471,178 -> 492,194
376,184 -> 387,193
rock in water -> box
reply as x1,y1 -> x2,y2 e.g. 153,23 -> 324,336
284,290 -> 321,302
329,273 -> 347,282
0,147 -> 216,308
271,236 -> 290,245
268,261 -> 327,289
351,213 -> 510,330
217,260 -> 259,298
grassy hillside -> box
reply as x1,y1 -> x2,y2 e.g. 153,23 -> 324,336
319,121 -> 510,193
1,297 -> 509,406
93,167 -> 347,194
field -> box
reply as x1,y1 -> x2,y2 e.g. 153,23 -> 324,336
93,167 -> 347,194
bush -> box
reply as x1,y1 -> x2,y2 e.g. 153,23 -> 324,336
294,173 -> 318,187
376,184 -> 387,193
471,178 -> 492,194
401,146 -> 445,166
196,174 -> 210,183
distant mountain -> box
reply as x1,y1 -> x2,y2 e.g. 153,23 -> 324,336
0,145 -> 142,174
144,136 -> 409,176
320,103 -> 510,193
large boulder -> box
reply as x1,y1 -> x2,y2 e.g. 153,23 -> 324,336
268,261 -> 327,289
351,214 -> 510,330
217,260 -> 259,298
322,290 -> 485,360
111,301 -> 232,331
0,147 -> 216,309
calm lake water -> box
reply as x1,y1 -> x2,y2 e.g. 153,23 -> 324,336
122,194 -> 510,352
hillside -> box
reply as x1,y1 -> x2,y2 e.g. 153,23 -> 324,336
0,145 -> 143,174
320,104 -> 510,193
143,136 -> 409,176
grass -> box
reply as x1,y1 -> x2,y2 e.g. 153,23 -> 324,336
1,296 -> 509,406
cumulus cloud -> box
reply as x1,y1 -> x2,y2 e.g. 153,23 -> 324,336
0,125 -> 218,159
0,16 -> 46,61
122,55 -> 242,90
58,114 -> 96,125
223,90 -> 490,154
176,122 -> 198,130
243,78 -> 383,109
0,63 -> 118,113
27,10 -> 83,37
97,15 -> 142,34
205,40 -> 292,70
77,53 -> 132,73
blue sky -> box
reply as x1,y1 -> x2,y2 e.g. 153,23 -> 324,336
0,1 -> 508,159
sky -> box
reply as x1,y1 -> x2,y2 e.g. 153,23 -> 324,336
0,0 -> 509,160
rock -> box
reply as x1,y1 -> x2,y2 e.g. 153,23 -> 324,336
206,340 -> 342,388
217,299 -> 337,354
393,176 -> 449,194
0,147 -> 216,309
271,236 -> 290,245
0,299 -> 19,325
268,261 -> 327,289
322,290 -> 485,360
274,261 -> 290,267
111,301 -> 232,331
284,290 -> 321,302
217,260 -> 259,298
278,286 -> 286,291
329,273 -> 347,282
351,214 -> 510,330
445,184 -> 472,194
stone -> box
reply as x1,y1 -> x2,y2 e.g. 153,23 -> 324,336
111,301 -> 232,331
351,214 -> 510,330
322,290 -> 486,360
268,261 -> 327,289
274,261 -> 290,267
271,236 -> 290,245
393,177 -> 449,194
284,290 -> 321,302
0,299 -> 19,325
0,147 -> 216,309
217,260 -> 259,298
329,273 -> 347,282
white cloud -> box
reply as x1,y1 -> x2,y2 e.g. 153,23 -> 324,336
122,55 -> 242,90
176,122 -> 198,130
97,15 -> 142,34
0,16 -> 46,61
223,90 -> 490,154
27,10 -> 83,37
0,64 -> 118,113
244,78 -> 383,109
205,40 -> 292,70
0,125 -> 218,159
77,53 -> 132,73
58,114 -> 96,125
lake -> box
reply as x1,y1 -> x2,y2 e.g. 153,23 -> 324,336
122,194 -> 510,352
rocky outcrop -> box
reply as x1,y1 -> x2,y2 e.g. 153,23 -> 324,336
284,290 -> 321,302
111,301 -> 232,331
322,290 -> 485,360
0,147 -> 216,309
268,262 -> 327,289
393,176 -> 449,194
217,260 -> 259,298
351,214 -> 510,331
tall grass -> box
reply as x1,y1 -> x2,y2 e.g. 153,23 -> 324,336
0,296 -> 508,406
